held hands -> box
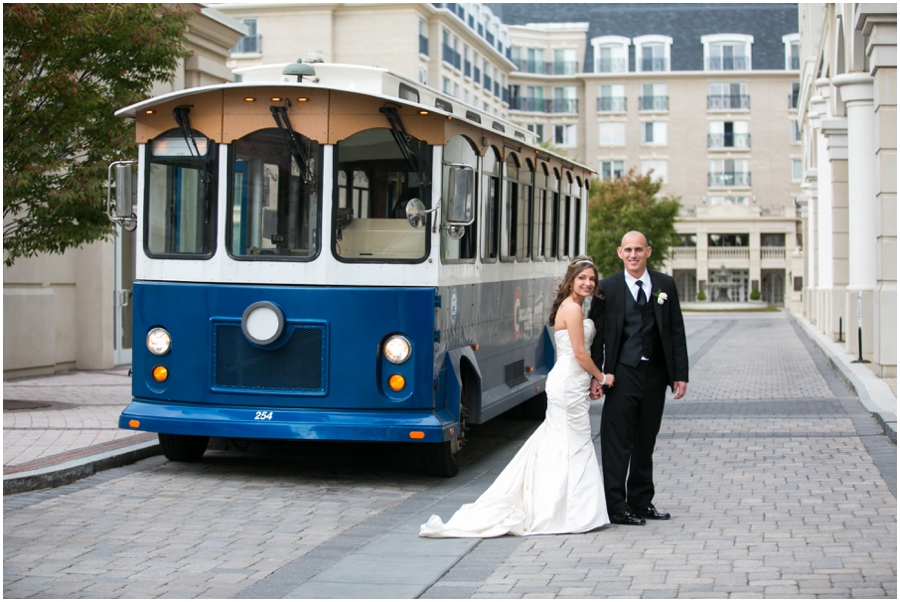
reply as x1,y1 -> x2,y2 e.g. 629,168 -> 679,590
589,374 -> 614,400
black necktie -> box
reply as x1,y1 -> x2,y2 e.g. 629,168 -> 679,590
635,280 -> 647,306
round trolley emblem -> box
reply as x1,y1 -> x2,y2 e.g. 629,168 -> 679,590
449,286 -> 459,327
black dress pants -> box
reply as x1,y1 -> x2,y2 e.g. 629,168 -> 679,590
600,359 -> 669,514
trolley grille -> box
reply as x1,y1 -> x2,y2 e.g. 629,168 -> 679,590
504,359 -> 527,388
215,324 -> 325,391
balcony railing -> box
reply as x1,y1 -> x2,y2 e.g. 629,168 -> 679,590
231,34 -> 261,54
708,171 -> 751,187
708,247 -> 750,260
419,35 -> 428,56
513,59 -> 579,75
640,57 -> 669,72
484,74 -> 492,90
760,206 -> 785,217
598,96 -> 627,112
442,44 -> 461,70
761,247 -> 786,260
464,60 -> 471,78
708,133 -> 751,149
706,55 -> 749,71
639,95 -> 669,111
708,94 -> 750,110
596,58 -> 627,73
552,98 -> 578,113
672,247 -> 697,260
474,67 -> 481,84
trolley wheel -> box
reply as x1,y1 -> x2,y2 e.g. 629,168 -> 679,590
422,373 -> 473,477
517,391 -> 547,421
158,433 -> 209,462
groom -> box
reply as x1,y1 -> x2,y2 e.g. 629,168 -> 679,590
588,231 -> 688,526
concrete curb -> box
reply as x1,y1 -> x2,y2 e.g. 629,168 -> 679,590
792,312 -> 897,444
3,440 -> 161,495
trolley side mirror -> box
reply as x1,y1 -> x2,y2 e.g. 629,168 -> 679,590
445,165 -> 475,226
115,164 -> 136,218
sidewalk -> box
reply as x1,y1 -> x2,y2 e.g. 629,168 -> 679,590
3,309 -> 896,495
3,366 -> 159,495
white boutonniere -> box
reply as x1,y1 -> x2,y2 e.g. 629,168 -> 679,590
653,291 -> 667,305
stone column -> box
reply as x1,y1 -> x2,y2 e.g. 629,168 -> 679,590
832,72 -> 875,360
809,88 -> 833,334
860,6 -> 897,377
820,116 -> 849,345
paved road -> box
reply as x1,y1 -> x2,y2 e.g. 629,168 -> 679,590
4,311 -> 896,598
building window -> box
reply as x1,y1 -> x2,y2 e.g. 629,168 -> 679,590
442,76 -> 451,95
483,59 -> 491,89
642,121 -> 667,145
601,160 -> 625,180
524,47 -> 545,74
702,34 -> 753,71
463,45 -> 471,78
599,122 -> 626,146
783,33 -> 800,70
641,159 -> 668,183
789,82 -> 800,109
708,121 -> 750,149
598,84 -> 626,112
709,159 -> 750,187
419,68 -> 427,85
230,18 -> 261,55
592,36 -> 629,73
791,119 -> 801,143
554,124 -> 577,147
708,82 -> 749,110
634,35 -> 672,72
791,158 -> 802,181
553,48 -> 578,75
473,51 -> 481,85
553,86 -> 577,113
639,83 -> 668,111
519,85 -> 545,112
419,18 -> 429,56
526,123 -> 544,142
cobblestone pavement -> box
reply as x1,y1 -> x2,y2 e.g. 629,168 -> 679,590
3,311 -> 896,599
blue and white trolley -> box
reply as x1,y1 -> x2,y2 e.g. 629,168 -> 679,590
113,62 -> 592,476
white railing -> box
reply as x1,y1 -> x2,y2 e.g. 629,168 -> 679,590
671,247 -> 697,260
761,247 -> 786,260
708,248 -> 749,260
760,206 -> 785,217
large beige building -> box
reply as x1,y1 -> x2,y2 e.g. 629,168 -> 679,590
3,6 -> 247,379
796,3 -> 896,377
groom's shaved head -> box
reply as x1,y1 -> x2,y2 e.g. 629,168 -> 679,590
621,231 -> 648,248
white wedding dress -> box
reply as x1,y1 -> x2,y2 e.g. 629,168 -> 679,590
420,319 -> 609,538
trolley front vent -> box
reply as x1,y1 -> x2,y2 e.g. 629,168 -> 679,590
504,359 -> 527,388
215,324 -> 325,392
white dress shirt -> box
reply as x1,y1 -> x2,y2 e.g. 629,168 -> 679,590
623,270 -> 652,303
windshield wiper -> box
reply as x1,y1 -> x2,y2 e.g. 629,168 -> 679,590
270,105 -> 313,185
380,106 -> 430,197
172,106 -> 212,224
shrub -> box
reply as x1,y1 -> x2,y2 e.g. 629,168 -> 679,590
749,288 -> 761,301
696,290 -> 707,301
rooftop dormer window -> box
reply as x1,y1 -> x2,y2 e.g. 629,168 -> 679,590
783,33 -> 800,70
634,35 -> 672,72
592,36 -> 630,73
702,34 -> 753,71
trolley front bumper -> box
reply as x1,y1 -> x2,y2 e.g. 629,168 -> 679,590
119,399 -> 455,444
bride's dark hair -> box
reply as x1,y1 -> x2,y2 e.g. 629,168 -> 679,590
548,255 -> 601,325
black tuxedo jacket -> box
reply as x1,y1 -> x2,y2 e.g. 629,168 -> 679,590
588,269 -> 689,386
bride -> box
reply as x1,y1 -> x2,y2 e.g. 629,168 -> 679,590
420,256 -> 614,538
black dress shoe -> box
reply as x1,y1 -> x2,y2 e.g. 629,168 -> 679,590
609,510 -> 646,526
632,504 -> 671,520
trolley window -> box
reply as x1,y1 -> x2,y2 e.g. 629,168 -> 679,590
227,129 -> 321,260
532,163 -> 548,260
482,147 -> 501,261
144,130 -> 216,257
333,129 -> 431,262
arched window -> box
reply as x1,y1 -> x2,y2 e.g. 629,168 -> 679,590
227,128 -> 319,260
482,146 -> 502,261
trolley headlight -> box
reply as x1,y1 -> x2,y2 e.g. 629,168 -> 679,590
146,327 -> 172,356
383,335 -> 412,364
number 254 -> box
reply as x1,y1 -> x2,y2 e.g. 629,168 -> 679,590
254,411 -> 273,420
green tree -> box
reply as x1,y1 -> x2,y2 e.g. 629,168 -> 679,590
3,3 -> 195,266
587,168 -> 682,277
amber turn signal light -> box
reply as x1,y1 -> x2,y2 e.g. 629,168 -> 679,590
409,431 -> 425,439
152,366 -> 168,382
128,420 -> 140,429
388,374 -> 405,391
